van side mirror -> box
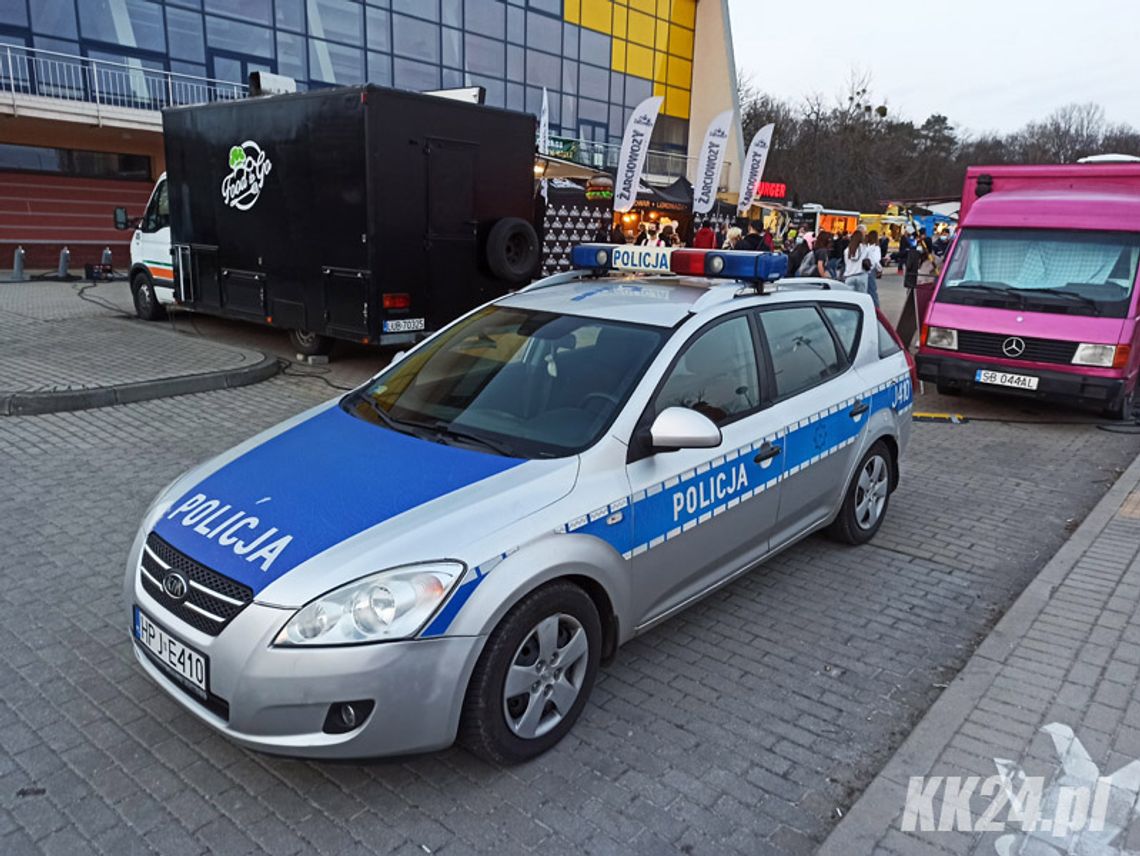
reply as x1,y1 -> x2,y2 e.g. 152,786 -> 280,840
113,207 -> 130,230
645,407 -> 722,452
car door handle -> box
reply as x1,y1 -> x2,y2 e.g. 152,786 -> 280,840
850,401 -> 870,417
754,442 -> 781,463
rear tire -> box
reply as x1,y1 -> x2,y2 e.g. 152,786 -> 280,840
131,273 -> 166,321
289,329 -> 333,357
827,440 -> 894,545
460,581 -> 601,764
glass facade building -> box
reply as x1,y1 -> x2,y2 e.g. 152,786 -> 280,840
0,0 -> 699,153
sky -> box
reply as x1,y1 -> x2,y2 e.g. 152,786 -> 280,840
727,0 -> 1139,136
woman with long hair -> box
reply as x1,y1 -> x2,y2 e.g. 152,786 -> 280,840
842,231 -> 865,281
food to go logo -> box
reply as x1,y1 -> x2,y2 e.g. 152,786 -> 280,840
221,141 -> 272,211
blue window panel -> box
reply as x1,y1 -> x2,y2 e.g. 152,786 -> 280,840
394,0 -> 438,19
441,67 -> 463,87
366,7 -> 390,51
525,10 -> 559,52
367,50 -> 391,84
464,33 -> 502,77
506,5 -> 523,44
307,0 -> 363,46
308,39 -> 363,83
506,43 -> 522,80
561,59 -> 575,92
579,28 -> 608,67
168,0 -> 202,8
579,63 -> 606,99
393,56 -> 439,90
277,31 -> 308,79
442,26 -> 461,68
560,93 -> 576,131
276,0 -> 306,32
524,49 -> 558,90
528,0 -> 560,13
212,55 -> 243,83
464,0 -> 503,39
442,0 -> 462,27
562,22 -> 578,59
80,0 -> 166,53
205,16 -> 274,58
579,97 -> 605,123
170,60 -> 207,77
30,0 -> 77,40
393,14 -> 439,62
166,9 -> 205,63
506,81 -> 522,110
204,0 -> 271,26
624,74 -> 651,107
0,0 -> 27,27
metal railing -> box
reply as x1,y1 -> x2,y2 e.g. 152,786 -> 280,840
0,43 -> 246,112
549,135 -> 726,187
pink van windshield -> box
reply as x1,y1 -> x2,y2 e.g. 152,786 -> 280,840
937,227 -> 1140,319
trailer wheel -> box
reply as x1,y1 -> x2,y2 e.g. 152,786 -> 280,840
486,217 -> 540,284
131,272 -> 166,322
289,329 -> 333,357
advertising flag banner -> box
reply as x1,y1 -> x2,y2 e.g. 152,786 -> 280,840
737,123 -> 775,214
539,87 -> 550,201
613,95 -> 664,213
693,109 -> 734,214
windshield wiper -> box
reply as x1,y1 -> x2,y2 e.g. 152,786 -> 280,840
1032,288 -> 1102,314
344,391 -> 436,438
945,282 -> 1026,306
429,423 -> 519,457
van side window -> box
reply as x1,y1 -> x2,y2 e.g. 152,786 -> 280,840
142,181 -> 169,233
655,315 -> 760,426
821,305 -> 862,362
757,306 -> 843,399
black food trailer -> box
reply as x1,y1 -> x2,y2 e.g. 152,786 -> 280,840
162,84 -> 539,355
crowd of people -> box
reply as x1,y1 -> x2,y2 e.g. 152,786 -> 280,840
591,214 -> 943,347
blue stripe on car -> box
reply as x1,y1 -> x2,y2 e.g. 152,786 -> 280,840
153,406 -> 523,594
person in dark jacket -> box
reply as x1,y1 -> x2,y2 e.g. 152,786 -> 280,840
738,219 -> 764,251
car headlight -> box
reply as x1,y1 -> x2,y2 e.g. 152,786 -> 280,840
1071,343 -> 1116,367
925,326 -> 958,350
274,561 -> 464,646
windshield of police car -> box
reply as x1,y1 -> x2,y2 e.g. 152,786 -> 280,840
344,306 -> 667,458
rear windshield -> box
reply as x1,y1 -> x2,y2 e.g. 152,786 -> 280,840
937,228 -> 1140,318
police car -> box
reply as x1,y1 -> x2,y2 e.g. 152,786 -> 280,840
125,244 -> 914,763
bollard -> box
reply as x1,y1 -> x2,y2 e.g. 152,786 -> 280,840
11,245 -> 24,281
58,246 -> 70,278
101,246 -> 112,267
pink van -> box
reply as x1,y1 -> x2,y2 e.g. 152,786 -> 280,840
917,163 -> 1140,418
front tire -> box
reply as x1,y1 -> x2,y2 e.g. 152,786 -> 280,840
131,273 -> 166,321
460,581 -> 601,764
1105,386 -> 1136,422
827,440 -> 894,545
288,329 -> 333,357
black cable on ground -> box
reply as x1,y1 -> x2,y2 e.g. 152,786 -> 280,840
276,357 -> 356,391
74,280 -> 134,319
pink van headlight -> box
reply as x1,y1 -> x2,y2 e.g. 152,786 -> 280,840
925,326 -> 958,350
1071,343 -> 1117,367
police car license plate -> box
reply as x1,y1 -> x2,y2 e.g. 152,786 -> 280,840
975,369 -> 1039,390
133,607 -> 207,694
382,318 -> 425,333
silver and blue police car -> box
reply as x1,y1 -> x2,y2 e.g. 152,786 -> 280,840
125,244 -> 914,763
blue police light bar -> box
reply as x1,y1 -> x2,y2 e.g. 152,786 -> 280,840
569,244 -> 613,271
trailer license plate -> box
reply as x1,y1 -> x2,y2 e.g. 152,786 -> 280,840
383,318 -> 425,333
975,369 -> 1039,391
134,606 -> 208,694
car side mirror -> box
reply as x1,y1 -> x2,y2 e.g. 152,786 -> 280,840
646,406 -> 722,452
113,207 -> 130,230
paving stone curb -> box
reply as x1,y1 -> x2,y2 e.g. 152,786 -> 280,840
0,352 -> 279,416
817,445 -> 1140,854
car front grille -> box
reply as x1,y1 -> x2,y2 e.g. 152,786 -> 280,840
956,330 -> 1079,365
139,533 -> 254,636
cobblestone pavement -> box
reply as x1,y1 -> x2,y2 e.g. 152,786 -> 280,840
1,281 -> 1139,854
820,450 -> 1140,855
0,282 -> 266,394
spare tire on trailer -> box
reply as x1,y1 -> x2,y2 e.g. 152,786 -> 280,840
485,217 -> 540,284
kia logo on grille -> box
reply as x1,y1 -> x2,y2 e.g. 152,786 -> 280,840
163,572 -> 188,600
1002,336 -> 1027,358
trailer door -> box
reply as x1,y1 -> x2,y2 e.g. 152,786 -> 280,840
425,138 -> 478,329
